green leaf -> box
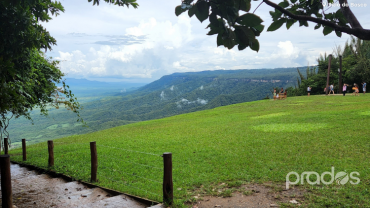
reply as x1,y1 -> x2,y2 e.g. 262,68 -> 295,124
227,28 -> 236,39
299,20 -> 308,27
217,32 -> 223,47
253,24 -> 264,32
235,28 -> 250,46
175,5 -> 186,16
209,12 -> 218,26
278,0 -> 289,8
238,43 -> 248,51
270,10 -> 282,21
239,0 -> 251,12
226,7 -> 239,24
267,18 -> 286,31
335,9 -> 347,25
207,25 -> 222,35
223,37 -> 235,49
324,13 -> 333,20
286,19 -> 295,29
188,5 -> 196,17
314,23 -> 321,30
236,26 -> 255,44
323,26 -> 333,35
250,39 -> 260,52
236,13 -> 263,27
195,1 -> 209,23
251,24 -> 264,36
335,30 -> 342,37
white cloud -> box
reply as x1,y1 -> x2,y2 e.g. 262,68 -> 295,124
277,41 -> 296,58
176,98 -> 208,107
197,98 -> 208,105
44,0 -> 370,81
160,91 -> 165,100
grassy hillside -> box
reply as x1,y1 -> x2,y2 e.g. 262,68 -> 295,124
7,68 -> 299,145
9,94 -> 370,207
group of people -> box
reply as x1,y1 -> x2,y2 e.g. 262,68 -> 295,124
273,88 -> 287,100
343,82 -> 366,96
307,82 -> 366,96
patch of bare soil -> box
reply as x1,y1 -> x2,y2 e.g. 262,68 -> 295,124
189,183 -> 306,208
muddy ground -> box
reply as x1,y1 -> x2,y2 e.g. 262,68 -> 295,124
188,183 -> 305,208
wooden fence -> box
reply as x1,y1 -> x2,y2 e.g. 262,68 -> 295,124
1,139 -> 173,207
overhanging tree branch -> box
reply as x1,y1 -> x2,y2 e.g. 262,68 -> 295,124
263,0 -> 370,40
338,0 -> 362,29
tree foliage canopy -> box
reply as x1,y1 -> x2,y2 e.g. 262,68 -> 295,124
88,0 -> 139,8
175,0 -> 370,52
289,37 -> 370,96
0,0 -> 83,139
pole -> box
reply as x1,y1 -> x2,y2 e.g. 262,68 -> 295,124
326,54 -> 332,95
48,140 -> 54,167
90,141 -> 97,182
339,55 -> 343,93
163,152 -> 173,205
4,137 -> 8,155
22,139 -> 27,161
0,155 -> 13,208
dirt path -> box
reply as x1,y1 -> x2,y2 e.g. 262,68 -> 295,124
1,164 -> 305,207
189,183 -> 306,208
0,164 -> 158,208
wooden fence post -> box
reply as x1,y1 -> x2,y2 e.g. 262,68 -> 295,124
163,152 -> 173,205
90,141 -> 97,182
48,140 -> 54,167
4,137 -> 8,155
339,55 -> 343,93
22,139 -> 27,161
0,155 -> 13,208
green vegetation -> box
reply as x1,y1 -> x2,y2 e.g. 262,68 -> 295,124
1,1 -> 84,147
176,0 -> 370,52
7,68 -> 299,145
9,94 -> 370,207
290,37 -> 370,96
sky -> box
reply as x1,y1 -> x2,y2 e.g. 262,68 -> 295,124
43,0 -> 370,83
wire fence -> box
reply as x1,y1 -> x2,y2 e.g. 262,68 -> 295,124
7,139 -> 173,204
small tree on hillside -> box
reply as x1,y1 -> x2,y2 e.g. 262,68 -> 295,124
0,1 -> 84,146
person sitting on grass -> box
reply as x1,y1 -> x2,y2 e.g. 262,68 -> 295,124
354,84 -> 359,96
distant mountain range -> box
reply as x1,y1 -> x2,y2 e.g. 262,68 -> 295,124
61,78 -> 147,97
8,67 -> 302,146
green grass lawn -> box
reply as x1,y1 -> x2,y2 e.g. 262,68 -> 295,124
8,94 -> 370,207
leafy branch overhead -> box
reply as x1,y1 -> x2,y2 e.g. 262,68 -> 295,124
88,0 -> 139,8
175,0 -> 370,52
176,0 -> 264,52
0,0 -> 85,136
